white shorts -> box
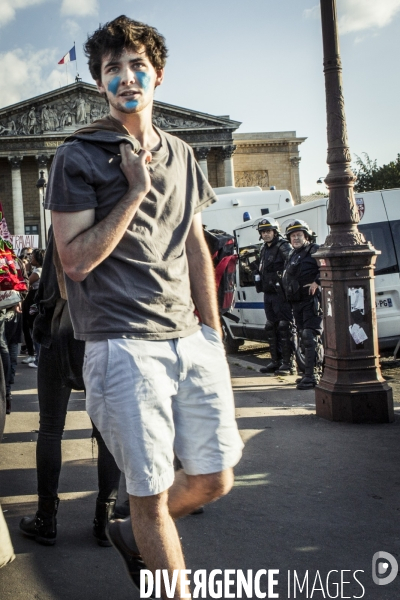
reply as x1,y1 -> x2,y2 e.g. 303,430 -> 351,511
83,324 -> 243,496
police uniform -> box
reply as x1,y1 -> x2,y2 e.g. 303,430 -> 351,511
255,218 -> 294,375
282,220 -> 323,389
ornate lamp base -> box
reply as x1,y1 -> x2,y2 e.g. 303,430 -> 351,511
314,244 -> 394,424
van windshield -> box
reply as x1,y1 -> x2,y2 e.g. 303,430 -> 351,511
358,221 -> 399,275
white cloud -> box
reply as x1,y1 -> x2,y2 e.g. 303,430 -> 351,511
0,0 -> 51,27
338,0 -> 400,34
0,48 -> 62,108
60,0 -> 98,17
303,0 -> 400,34
63,18 -> 81,38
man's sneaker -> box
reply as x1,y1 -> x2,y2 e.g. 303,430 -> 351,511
107,519 -> 154,597
22,356 -> 35,364
28,362 -> 38,369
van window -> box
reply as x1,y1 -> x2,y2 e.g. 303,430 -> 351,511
238,244 -> 261,287
358,221 -> 398,275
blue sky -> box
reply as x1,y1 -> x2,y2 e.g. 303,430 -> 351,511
0,0 -> 399,194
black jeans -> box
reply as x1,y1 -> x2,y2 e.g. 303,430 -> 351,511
36,343 -> 121,501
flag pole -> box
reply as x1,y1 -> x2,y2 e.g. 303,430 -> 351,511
74,41 -> 79,78
66,63 -> 68,85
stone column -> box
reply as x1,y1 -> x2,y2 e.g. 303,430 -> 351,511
36,155 -> 51,246
290,156 -> 301,204
195,147 -> 210,179
8,156 -> 24,235
219,145 -> 236,187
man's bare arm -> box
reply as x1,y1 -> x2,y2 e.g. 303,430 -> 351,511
186,213 -> 222,337
52,144 -> 151,282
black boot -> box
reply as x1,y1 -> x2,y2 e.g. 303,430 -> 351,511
6,394 -> 11,415
297,329 -> 317,390
260,321 -> 280,373
93,499 -> 116,547
19,497 -> 60,545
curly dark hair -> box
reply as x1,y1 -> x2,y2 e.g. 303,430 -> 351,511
84,15 -> 168,82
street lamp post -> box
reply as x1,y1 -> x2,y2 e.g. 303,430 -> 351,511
36,170 -> 48,246
314,0 -> 393,423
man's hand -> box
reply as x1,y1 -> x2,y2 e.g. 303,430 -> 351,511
119,144 -> 152,199
53,145 -> 153,282
186,215 -> 222,338
307,281 -> 319,296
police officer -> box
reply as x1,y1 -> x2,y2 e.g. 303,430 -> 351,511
282,220 -> 323,390
255,218 -> 294,375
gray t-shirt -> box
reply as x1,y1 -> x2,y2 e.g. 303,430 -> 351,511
45,127 -> 216,341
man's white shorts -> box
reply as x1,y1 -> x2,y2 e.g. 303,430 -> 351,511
84,324 -> 243,496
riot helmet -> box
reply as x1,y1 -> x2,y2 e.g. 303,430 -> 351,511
257,217 -> 280,232
285,220 -> 315,242
257,217 -> 280,240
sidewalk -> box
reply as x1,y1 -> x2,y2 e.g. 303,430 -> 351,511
0,355 -> 399,599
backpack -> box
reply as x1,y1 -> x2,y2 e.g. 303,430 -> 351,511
204,229 -> 238,315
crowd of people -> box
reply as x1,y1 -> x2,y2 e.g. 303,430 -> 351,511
1,246 -> 45,415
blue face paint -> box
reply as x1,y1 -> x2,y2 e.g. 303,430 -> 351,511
135,71 -> 151,91
125,100 -> 139,109
108,76 -> 121,95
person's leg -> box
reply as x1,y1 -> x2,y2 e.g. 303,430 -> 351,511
32,340 -> 40,367
91,421 -> 121,546
296,300 -> 323,390
168,469 -> 234,518
260,295 -> 280,372
273,296 -> 295,375
8,342 -> 18,384
130,491 -> 187,599
20,344 -> 71,544
21,310 -> 35,359
0,322 -> 11,411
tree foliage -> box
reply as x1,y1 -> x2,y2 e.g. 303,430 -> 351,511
353,153 -> 400,192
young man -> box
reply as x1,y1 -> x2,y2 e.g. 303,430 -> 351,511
255,218 -> 294,375
45,15 -> 243,599
282,220 -> 323,390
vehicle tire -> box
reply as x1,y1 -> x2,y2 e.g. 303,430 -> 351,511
222,321 -> 243,354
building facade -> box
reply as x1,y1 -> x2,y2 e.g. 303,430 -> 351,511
0,81 -> 305,246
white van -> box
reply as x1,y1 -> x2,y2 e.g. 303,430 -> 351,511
202,186 -> 294,234
223,189 -> 400,351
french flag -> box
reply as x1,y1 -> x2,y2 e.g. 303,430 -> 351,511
58,46 -> 76,65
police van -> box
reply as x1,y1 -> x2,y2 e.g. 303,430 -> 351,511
202,186 -> 294,233
223,189 -> 400,351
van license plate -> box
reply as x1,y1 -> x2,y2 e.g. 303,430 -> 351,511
376,297 -> 393,309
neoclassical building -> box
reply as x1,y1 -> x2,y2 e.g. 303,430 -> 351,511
0,81 -> 305,245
